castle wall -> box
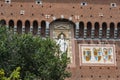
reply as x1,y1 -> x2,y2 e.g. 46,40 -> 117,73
0,0 -> 120,80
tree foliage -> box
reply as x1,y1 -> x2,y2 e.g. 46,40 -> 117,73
0,67 -> 21,80
0,27 -> 70,80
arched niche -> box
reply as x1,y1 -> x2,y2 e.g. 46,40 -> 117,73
33,20 -> 38,35
87,22 -> 92,38
17,20 -> 22,34
102,22 -> 107,38
9,20 -> 14,30
79,22 -> 84,38
94,22 -> 99,38
25,20 -> 30,34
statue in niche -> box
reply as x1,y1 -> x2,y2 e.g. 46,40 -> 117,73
57,33 -> 68,53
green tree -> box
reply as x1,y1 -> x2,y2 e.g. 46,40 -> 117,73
0,27 -> 70,80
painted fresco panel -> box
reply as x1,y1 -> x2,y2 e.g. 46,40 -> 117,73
79,44 -> 116,66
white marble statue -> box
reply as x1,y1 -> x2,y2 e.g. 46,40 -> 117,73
57,34 -> 68,53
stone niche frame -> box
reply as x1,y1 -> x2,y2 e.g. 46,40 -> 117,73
49,19 -> 76,68
79,44 -> 116,66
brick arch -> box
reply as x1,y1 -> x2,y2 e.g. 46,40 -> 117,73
0,19 -> 6,27
117,22 -> 120,38
79,21 -> 84,38
41,20 -> 46,37
8,19 -> 14,30
9,19 -> 17,26
33,20 -> 38,35
109,22 -> 115,38
94,22 -> 99,38
102,22 -> 107,38
17,20 -> 22,34
49,18 -> 76,38
87,22 -> 92,38
25,20 -> 30,34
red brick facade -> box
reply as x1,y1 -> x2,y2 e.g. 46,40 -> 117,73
0,0 -> 120,80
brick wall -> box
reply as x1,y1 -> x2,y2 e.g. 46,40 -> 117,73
0,0 -> 120,80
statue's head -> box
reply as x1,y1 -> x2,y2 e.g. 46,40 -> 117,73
60,34 -> 64,39
58,33 -> 66,39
